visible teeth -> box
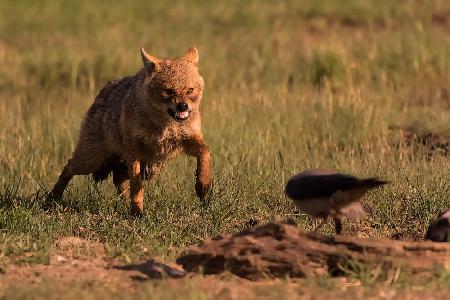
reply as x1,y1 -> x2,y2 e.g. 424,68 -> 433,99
177,111 -> 189,119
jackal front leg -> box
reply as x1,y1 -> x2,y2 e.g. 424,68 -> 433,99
127,159 -> 144,215
184,136 -> 212,201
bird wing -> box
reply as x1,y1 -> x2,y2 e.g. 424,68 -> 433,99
285,174 -> 387,201
285,174 -> 362,200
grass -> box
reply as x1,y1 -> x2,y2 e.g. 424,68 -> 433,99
2,271 -> 450,300
0,0 -> 450,297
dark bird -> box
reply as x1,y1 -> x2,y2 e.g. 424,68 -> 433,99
425,210 -> 450,242
285,169 -> 388,234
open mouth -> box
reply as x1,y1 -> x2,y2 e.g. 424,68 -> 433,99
168,109 -> 190,122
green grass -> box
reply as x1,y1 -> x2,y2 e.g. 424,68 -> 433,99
1,0 -> 450,297
2,271 -> 450,300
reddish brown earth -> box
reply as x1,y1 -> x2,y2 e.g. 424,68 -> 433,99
177,221 -> 450,280
2,224 -> 450,299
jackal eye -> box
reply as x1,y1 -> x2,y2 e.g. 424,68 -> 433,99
161,88 -> 175,102
162,88 -> 175,97
187,87 -> 194,94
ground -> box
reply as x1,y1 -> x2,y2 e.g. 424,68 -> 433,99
0,0 -> 450,298
1,237 -> 450,299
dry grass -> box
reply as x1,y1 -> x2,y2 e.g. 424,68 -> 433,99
0,0 -> 450,297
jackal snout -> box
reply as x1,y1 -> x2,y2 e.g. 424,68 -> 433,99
157,85 -> 200,122
167,101 -> 190,122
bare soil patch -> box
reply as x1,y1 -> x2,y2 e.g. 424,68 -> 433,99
2,230 -> 450,299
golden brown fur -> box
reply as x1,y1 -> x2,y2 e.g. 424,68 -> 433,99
47,47 -> 212,214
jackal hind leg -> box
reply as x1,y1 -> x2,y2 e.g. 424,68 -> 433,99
113,162 -> 129,199
46,153 -> 102,207
47,159 -> 75,203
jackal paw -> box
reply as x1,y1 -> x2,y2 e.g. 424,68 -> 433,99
43,191 -> 63,210
130,201 -> 144,217
195,178 -> 211,200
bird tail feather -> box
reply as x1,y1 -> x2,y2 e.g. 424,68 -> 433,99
359,178 -> 388,189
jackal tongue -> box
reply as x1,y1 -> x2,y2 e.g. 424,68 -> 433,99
176,111 -> 189,119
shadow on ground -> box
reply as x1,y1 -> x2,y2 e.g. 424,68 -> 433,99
113,259 -> 186,281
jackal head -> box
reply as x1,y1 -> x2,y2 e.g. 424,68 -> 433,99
139,47 -> 204,123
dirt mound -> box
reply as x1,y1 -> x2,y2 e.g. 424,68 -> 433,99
177,221 -> 450,280
389,125 -> 450,157
51,236 -> 106,262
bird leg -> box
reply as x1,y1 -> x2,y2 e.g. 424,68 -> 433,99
333,217 -> 343,234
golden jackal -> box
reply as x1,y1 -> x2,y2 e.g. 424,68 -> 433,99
47,47 -> 212,214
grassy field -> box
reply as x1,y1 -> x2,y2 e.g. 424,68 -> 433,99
0,0 -> 450,298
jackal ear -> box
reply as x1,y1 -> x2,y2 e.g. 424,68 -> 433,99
140,48 -> 160,74
183,46 -> 199,65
